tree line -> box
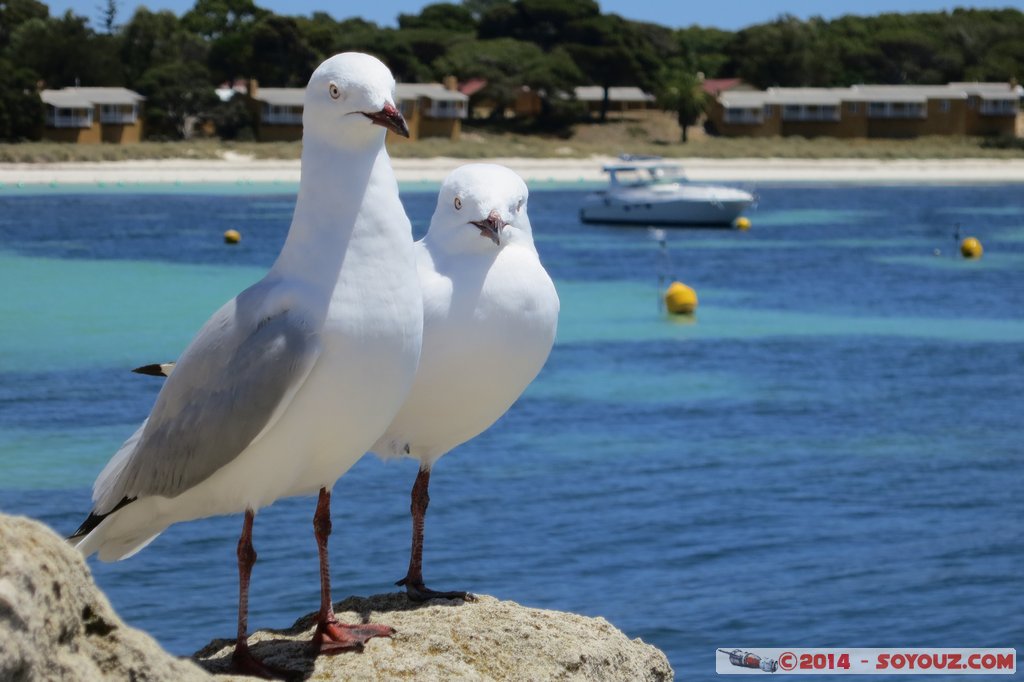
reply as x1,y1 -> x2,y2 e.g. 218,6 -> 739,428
1,0 -> 1022,141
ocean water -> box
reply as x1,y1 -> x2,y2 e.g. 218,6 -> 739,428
1,181 -> 1022,679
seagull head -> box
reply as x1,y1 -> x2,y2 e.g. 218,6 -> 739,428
303,52 -> 409,147
427,164 -> 532,254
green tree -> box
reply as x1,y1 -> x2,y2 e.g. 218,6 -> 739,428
136,60 -> 218,138
98,0 -> 119,34
181,0 -> 266,39
675,25 -> 732,77
0,0 -> 48,49
398,3 -> 476,32
8,11 -> 122,86
564,15 -> 652,122
0,57 -> 43,140
210,94 -> 254,140
435,37 -> 581,120
120,8 -> 207,86
182,0 -> 266,81
248,15 -> 317,86
728,15 -> 840,87
461,0 -> 510,20
478,0 -> 599,50
656,66 -> 707,142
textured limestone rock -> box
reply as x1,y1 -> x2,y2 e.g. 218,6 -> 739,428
195,592 -> 673,681
0,513 -> 672,681
0,513 -> 211,682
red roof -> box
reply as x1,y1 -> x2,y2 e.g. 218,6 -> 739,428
701,78 -> 744,96
459,78 -> 488,96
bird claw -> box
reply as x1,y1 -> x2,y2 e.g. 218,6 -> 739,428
311,618 -> 395,654
397,578 -> 476,603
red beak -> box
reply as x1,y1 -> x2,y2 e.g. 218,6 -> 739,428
470,209 -> 505,245
364,103 -> 409,138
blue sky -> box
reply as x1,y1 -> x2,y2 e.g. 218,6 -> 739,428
45,0 -> 1024,30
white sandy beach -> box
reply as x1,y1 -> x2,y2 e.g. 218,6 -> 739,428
2,155 -> 1024,186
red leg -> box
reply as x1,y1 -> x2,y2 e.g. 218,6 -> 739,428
311,487 -> 394,653
396,467 -> 474,602
230,510 -> 292,679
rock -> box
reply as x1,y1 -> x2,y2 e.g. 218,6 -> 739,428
0,513 -> 211,682
0,513 -> 672,681
194,592 -> 673,681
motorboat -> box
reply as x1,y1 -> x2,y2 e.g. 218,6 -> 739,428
579,158 -> 754,226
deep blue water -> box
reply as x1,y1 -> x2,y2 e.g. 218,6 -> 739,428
1,181 -> 1022,680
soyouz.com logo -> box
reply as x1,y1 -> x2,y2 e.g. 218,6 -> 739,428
716,648 -> 1016,674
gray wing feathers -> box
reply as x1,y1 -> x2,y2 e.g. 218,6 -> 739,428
93,296 -> 319,512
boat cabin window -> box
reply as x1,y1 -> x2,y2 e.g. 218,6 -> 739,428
608,166 -> 686,186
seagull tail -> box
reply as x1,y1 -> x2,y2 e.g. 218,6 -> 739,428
67,497 -> 162,562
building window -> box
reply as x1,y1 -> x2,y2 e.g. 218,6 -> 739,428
848,102 -> 860,114
46,106 -> 93,128
763,104 -> 772,118
262,103 -> 302,125
427,99 -> 467,119
979,99 -> 1018,116
866,101 -> 926,119
724,107 -> 763,124
100,104 -> 138,124
780,104 -> 840,121
938,99 -> 951,113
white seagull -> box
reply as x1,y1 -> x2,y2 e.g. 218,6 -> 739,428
373,163 -> 559,600
69,52 -> 423,676
130,165 -> 559,601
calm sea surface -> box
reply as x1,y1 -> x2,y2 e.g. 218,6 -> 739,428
1,180 -> 1022,679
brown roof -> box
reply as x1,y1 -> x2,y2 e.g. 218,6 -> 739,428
459,78 -> 488,96
701,78 -> 744,96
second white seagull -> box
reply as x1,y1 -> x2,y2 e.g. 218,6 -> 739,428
372,163 -> 560,600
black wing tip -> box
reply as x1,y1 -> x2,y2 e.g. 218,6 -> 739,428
132,364 -> 167,377
67,496 -> 137,541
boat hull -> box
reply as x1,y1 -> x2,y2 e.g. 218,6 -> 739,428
579,197 -> 752,226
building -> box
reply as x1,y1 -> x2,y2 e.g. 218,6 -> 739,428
39,87 -> 145,144
574,86 -> 656,117
249,85 -> 304,142
707,82 -> 1021,138
247,80 -> 468,142
393,81 -> 468,142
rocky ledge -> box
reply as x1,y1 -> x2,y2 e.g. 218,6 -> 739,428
0,513 -> 209,681
195,592 -> 672,681
1,512 -> 672,681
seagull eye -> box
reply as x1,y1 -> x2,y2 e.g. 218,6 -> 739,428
517,199 -> 524,212
328,83 -> 341,100
454,197 -> 462,210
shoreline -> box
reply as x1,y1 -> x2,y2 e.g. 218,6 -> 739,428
2,156 -> 1024,186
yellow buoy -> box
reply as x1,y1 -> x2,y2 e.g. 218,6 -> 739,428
664,281 -> 698,315
960,236 -> 982,259
224,229 -> 242,244
735,216 -> 751,231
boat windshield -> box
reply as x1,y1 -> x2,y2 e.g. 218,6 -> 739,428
608,165 -> 687,187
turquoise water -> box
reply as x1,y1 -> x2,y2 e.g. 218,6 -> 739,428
1,182 -> 1022,678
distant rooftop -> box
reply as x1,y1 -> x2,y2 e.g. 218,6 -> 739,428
40,87 -> 145,108
395,83 -> 468,103
254,87 -> 305,107
701,78 -> 747,96
574,86 -> 655,103
719,82 -> 1021,108
459,78 -> 488,97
